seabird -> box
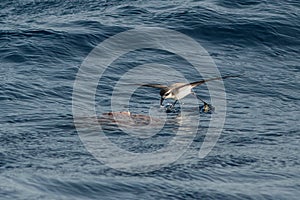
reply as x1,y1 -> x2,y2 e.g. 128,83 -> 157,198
141,74 -> 241,108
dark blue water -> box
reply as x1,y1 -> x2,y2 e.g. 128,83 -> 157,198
1,0 -> 299,199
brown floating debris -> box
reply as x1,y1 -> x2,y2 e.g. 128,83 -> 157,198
99,111 -> 162,126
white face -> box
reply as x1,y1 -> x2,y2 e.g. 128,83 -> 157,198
163,91 -> 174,99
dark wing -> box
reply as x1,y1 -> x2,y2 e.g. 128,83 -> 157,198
139,84 -> 168,89
180,74 -> 243,89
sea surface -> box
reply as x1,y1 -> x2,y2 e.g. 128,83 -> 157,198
1,0 -> 300,199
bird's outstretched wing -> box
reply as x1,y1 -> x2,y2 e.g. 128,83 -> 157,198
139,84 -> 168,89
180,74 -> 243,89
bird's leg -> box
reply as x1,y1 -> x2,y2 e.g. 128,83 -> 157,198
191,92 -> 209,105
192,92 -> 215,113
164,100 -> 178,113
171,100 -> 178,108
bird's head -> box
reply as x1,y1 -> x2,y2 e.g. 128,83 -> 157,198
160,89 -> 173,106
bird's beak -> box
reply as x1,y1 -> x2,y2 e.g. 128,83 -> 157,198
160,97 -> 164,106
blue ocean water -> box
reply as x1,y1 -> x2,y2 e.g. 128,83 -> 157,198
1,0 -> 299,199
